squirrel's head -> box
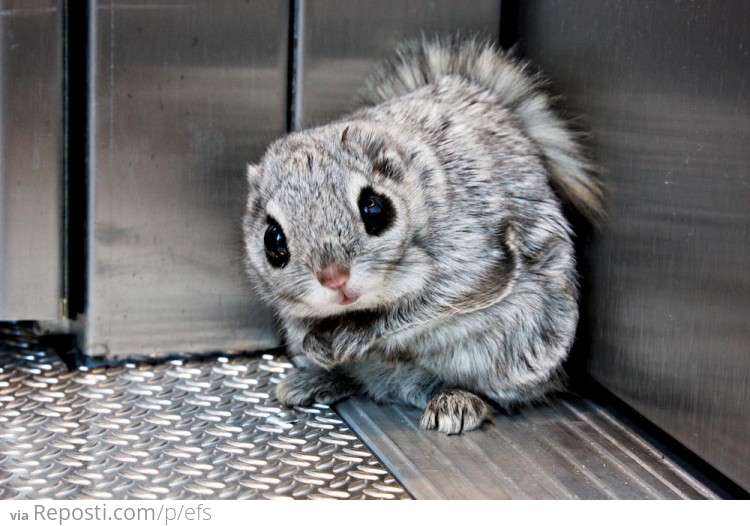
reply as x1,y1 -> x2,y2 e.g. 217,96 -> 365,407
243,123 -> 437,318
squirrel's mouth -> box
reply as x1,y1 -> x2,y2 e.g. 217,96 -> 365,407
335,291 -> 360,306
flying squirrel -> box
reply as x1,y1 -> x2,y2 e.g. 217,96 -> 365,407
243,36 -> 604,434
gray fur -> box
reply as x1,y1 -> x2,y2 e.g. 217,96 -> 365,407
243,36 -> 603,434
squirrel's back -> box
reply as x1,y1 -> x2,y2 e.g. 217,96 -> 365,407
359,35 -> 605,225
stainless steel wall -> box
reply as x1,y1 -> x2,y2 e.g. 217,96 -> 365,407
0,0 -> 63,320
83,0 -> 502,359
84,1 -> 287,357
519,0 -> 750,490
295,0 -> 501,128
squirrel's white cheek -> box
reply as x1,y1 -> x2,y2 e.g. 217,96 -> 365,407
385,256 -> 432,298
303,285 -> 331,306
348,267 -> 383,292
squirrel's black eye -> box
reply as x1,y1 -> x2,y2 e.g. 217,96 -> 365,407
264,219 -> 289,268
358,187 -> 394,236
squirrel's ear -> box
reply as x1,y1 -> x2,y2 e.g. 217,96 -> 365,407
246,163 -> 261,192
359,133 -> 408,182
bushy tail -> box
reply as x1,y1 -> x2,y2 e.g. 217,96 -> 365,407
360,35 -> 606,226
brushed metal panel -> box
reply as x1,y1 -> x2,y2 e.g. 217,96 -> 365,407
295,0 -> 501,129
0,1 -> 63,320
337,393 -> 725,499
85,1 -> 287,358
519,1 -> 750,490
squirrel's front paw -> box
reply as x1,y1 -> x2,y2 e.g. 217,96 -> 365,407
420,390 -> 492,435
275,367 -> 359,407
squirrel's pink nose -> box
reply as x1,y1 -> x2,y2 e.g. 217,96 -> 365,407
318,264 -> 350,290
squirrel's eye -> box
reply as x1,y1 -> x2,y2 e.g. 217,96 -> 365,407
264,219 -> 289,268
358,187 -> 393,236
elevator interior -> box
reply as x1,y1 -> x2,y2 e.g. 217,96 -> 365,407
0,0 -> 747,499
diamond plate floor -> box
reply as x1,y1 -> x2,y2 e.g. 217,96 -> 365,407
0,330 -> 740,500
0,347 -> 409,500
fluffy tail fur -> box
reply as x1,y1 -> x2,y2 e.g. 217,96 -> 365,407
360,35 -> 605,225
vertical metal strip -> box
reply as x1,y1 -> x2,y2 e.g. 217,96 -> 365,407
288,0 -> 305,132
0,2 -> 64,320
499,0 -> 520,51
0,7 -> 6,316
62,0 -> 90,323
